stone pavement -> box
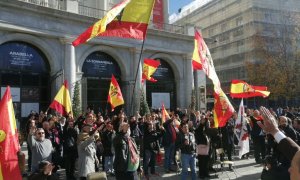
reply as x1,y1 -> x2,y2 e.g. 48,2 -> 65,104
106,155 -> 263,180
21,143 -> 263,180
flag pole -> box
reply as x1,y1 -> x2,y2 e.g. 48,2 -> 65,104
129,39 -> 146,115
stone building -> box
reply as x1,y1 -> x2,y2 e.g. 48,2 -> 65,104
171,0 -> 300,107
0,0 -> 195,125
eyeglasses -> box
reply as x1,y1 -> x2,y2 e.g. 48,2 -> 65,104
37,132 -> 45,135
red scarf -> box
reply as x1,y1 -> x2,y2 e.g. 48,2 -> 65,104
128,138 -> 139,164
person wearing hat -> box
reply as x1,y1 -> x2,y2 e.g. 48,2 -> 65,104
77,123 -> 99,180
28,160 -> 58,180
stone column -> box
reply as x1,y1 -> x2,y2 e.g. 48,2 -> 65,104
127,47 -> 143,115
194,70 -> 200,110
185,54 -> 193,110
60,38 -> 76,99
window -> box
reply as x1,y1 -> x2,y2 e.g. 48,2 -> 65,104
233,27 -> 244,37
237,40 -> 245,52
236,17 -> 243,26
264,12 -> 272,22
219,33 -> 230,42
209,28 -> 215,36
221,23 -> 228,32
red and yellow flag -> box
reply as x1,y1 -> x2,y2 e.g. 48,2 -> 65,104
230,80 -> 270,98
0,86 -> 22,180
142,59 -> 160,82
192,29 -> 233,127
72,0 -> 131,46
72,0 -> 155,46
192,30 -> 220,88
161,103 -> 170,123
108,75 -> 124,111
49,80 -> 72,116
213,89 -> 235,128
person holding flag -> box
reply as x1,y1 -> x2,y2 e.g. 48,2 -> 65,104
162,108 -> 178,173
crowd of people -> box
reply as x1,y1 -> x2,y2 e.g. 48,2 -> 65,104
22,106 -> 300,180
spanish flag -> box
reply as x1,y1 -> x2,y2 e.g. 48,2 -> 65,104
161,103 -> 170,123
108,75 -> 124,111
49,80 -> 72,116
142,59 -> 160,82
72,0 -> 155,46
230,80 -> 270,98
192,30 -> 220,88
0,86 -> 22,180
213,89 -> 234,128
192,29 -> 204,70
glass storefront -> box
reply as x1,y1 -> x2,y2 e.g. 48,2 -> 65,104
0,41 -> 50,130
146,59 -> 176,110
82,51 -> 121,113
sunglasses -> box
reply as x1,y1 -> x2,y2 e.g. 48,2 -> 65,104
37,132 -> 45,135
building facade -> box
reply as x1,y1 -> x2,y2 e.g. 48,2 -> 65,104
0,0 -> 195,124
171,0 -> 300,108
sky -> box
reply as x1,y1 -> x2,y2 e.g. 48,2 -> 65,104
169,0 -> 194,14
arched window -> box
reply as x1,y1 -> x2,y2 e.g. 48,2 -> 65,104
82,52 -> 121,113
146,59 -> 176,110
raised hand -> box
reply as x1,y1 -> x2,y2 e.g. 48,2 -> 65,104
257,106 -> 279,136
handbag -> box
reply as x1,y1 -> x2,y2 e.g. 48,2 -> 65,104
197,144 -> 209,155
156,151 -> 163,165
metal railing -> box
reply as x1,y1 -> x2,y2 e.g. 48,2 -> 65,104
17,0 -> 66,10
15,0 -> 188,35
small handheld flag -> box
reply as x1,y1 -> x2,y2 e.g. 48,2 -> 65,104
107,75 -> 124,111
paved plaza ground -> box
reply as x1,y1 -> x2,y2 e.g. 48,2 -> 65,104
21,144 -> 264,180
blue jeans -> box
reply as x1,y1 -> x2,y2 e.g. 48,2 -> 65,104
181,153 -> 197,180
104,156 -> 114,172
143,150 -> 156,175
164,143 -> 175,170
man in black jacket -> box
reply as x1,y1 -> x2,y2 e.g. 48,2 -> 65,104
220,117 -> 235,170
101,121 -> 115,175
176,123 -> 197,180
250,110 -> 266,164
62,120 -> 78,180
162,117 -> 178,172
143,122 -> 164,179
258,106 -> 300,180
279,116 -> 298,142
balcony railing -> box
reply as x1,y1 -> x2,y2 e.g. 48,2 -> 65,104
17,0 -> 66,10
15,0 -> 187,35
